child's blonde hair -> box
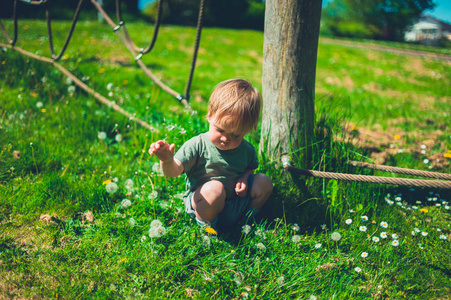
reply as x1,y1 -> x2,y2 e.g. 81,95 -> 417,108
207,78 -> 261,134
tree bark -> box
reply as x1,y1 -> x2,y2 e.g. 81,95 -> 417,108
260,0 -> 322,168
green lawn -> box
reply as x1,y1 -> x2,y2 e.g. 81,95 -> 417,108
1,19 -> 450,299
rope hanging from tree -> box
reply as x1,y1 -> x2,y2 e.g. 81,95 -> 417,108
0,0 -> 205,130
282,157 -> 451,189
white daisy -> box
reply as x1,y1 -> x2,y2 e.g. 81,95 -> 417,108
315,243 -> 322,249
391,240 -> 399,246
380,232 -> 388,239
345,219 -> 352,225
380,221 -> 388,228
361,216 -> 368,222
359,226 -> 367,232
391,233 -> 398,240
439,235 -> 447,240
372,236 -> 380,242
354,267 -> 362,273
361,252 -> 368,258
421,231 -> 428,237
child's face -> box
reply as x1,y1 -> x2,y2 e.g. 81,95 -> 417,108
207,114 -> 246,151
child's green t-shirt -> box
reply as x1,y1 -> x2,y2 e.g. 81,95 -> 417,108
174,132 -> 259,200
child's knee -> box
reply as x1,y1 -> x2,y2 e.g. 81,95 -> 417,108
254,174 -> 273,195
194,180 -> 226,205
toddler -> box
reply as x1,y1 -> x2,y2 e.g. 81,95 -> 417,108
149,79 -> 273,232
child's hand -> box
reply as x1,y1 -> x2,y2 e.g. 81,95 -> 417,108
149,140 -> 175,163
235,178 -> 248,198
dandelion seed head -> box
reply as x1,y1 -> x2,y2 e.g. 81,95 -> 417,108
128,218 -> 136,228
67,85 -> 76,94
125,179 -> 134,189
292,235 -> 301,243
203,235 -> 211,245
36,101 -> 43,108
276,276 -> 284,285
331,231 -> 342,241
292,223 -> 300,232
148,190 -> 159,200
242,225 -> 252,235
115,134 -> 122,142
256,243 -> 266,250
150,219 -> 163,228
98,131 -> 107,140
121,199 -> 132,209
105,182 -> 118,194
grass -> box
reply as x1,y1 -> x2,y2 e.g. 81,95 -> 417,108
1,17 -> 451,299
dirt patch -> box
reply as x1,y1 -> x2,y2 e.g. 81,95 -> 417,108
343,123 -> 450,170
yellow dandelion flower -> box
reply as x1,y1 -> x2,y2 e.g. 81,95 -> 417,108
41,108 -> 46,113
394,134 -> 401,139
63,54 -> 69,60
123,79 -> 129,85
32,92 -> 37,97
24,25 -> 29,30
98,68 -> 105,74
419,208 -> 428,213
119,258 -> 127,263
2,61 -> 5,65
444,153 -> 451,158
205,227 -> 217,235
103,179 -> 111,185
351,126 -> 357,131
84,39 -> 90,45
371,220 -> 376,224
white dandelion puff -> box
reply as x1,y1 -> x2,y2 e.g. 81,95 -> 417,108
203,235 -> 211,245
105,182 -> 118,194
98,131 -> 107,140
125,179 -> 134,190
256,243 -> 266,250
292,235 -> 301,243
148,190 -> 159,200
150,219 -> 163,228
331,231 -> 342,241
149,226 -> 166,238
107,82 -> 114,91
36,101 -> 43,108
121,199 -> 132,209
276,276 -> 284,285
242,225 -> 252,235
292,223 -> 300,232
128,218 -> 136,228
115,134 -> 123,142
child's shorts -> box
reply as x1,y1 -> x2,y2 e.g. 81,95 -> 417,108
183,174 -> 255,230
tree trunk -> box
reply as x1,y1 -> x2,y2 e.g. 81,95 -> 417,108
260,0 -> 322,169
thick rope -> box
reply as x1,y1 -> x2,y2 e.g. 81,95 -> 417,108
349,161 -> 451,181
0,0 -> 18,46
283,163 -> 451,189
90,0 -> 194,112
46,0 -> 84,61
0,42 -> 158,132
115,0 -> 163,55
183,0 -> 204,102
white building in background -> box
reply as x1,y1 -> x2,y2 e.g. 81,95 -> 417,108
404,15 -> 451,43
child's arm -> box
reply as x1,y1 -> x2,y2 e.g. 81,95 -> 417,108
149,140 -> 184,178
235,169 -> 254,197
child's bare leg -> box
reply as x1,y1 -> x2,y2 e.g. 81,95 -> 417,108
192,180 -> 226,223
249,174 -> 273,209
